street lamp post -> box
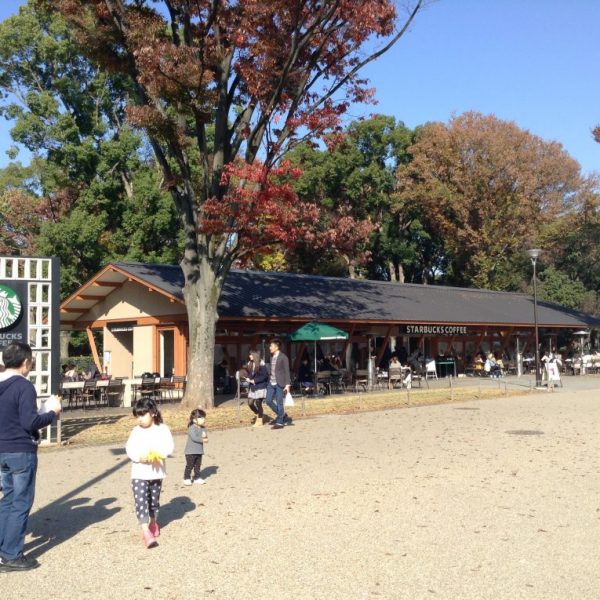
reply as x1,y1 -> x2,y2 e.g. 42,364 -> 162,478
527,248 -> 542,387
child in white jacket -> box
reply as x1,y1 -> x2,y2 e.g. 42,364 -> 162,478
126,398 -> 174,548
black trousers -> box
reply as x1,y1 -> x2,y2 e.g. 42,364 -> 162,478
248,397 -> 264,418
184,454 -> 203,480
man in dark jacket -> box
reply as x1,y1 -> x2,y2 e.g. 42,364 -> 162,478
0,342 -> 62,572
265,339 -> 291,429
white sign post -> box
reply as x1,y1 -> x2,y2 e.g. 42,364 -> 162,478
0,256 -> 61,443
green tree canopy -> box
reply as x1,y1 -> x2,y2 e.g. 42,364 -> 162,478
288,115 -> 427,280
0,1 -> 181,294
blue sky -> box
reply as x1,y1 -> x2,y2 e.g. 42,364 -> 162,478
1,0 -> 599,174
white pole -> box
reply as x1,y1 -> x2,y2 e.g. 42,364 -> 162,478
314,340 -> 318,391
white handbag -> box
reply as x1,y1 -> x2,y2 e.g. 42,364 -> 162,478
284,391 -> 295,407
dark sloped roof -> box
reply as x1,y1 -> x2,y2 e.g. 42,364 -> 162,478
111,262 -> 600,328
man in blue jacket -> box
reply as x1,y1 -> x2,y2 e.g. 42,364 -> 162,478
0,342 -> 62,572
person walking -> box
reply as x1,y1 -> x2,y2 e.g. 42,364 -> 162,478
0,342 -> 62,572
265,338 -> 291,430
125,398 -> 174,548
183,409 -> 208,485
246,351 -> 268,427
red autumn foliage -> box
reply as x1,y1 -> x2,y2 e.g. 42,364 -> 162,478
0,189 -> 47,254
202,161 -> 320,258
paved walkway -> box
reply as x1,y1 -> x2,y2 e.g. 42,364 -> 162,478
3,382 -> 600,599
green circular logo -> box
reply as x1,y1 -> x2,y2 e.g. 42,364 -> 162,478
0,284 -> 22,329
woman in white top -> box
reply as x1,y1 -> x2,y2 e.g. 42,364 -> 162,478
126,398 -> 174,548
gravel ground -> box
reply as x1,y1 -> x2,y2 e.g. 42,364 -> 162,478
2,383 -> 600,599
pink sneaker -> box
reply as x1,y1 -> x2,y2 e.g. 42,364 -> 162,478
143,529 -> 158,548
149,522 -> 160,537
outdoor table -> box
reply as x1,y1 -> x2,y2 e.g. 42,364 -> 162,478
60,381 -> 84,409
60,380 -> 108,408
61,381 -> 84,390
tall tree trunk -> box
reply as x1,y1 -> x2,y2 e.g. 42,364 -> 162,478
59,331 -> 71,361
342,254 -> 357,279
180,260 -> 221,409
388,261 -> 405,283
397,262 -> 405,283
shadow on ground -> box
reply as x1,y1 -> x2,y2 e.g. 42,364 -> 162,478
159,496 -> 197,529
61,415 -> 125,441
24,458 -> 129,559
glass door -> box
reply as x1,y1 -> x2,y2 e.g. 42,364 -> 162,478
159,328 -> 175,377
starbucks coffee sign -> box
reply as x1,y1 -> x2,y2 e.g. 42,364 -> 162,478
0,279 -> 27,348
0,284 -> 22,329
404,324 -> 469,335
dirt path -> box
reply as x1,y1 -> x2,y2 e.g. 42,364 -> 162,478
2,386 -> 600,599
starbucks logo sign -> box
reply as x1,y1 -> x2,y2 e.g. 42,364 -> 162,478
0,284 -> 22,329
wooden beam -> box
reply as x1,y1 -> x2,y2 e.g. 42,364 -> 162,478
499,328 -> 514,355
474,332 -> 486,358
86,326 -> 102,373
91,281 -> 121,288
376,325 -> 393,366
445,335 -> 457,356
343,324 -> 356,362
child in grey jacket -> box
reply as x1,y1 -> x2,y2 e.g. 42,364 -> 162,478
183,409 -> 208,485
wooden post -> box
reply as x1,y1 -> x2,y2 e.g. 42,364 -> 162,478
86,326 -> 102,373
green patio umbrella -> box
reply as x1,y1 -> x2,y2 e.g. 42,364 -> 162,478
289,321 -> 349,391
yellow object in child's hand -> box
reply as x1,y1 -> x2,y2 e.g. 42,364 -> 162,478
145,449 -> 165,463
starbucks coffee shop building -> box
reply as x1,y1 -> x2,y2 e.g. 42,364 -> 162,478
60,262 -> 600,379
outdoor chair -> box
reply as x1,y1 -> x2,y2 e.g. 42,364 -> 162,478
340,369 -> 353,393
316,370 -> 332,395
105,378 -> 124,407
329,370 -> 345,393
388,367 -> 404,389
80,379 -> 99,409
353,369 -> 369,392
158,377 -> 175,402
60,381 -> 82,410
406,367 -> 422,388
171,375 -> 187,400
425,360 -> 438,379
139,376 -> 160,402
